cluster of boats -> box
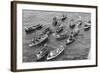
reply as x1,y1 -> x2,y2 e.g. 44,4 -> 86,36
24,15 -> 91,61
35,44 -> 64,61
52,15 -> 81,45
52,15 -> 91,45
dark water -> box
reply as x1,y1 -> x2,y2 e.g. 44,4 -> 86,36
22,10 -> 91,62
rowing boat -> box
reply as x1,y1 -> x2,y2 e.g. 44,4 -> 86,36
47,45 -> 64,60
66,35 -> 75,45
84,23 -> 91,31
35,44 -> 49,60
56,25 -> 64,33
75,20 -> 82,27
71,28 -> 80,37
69,19 -> 75,29
42,27 -> 51,35
61,15 -> 67,21
29,34 -> 48,47
29,27 -> 51,47
25,24 -> 42,33
54,31 -> 68,39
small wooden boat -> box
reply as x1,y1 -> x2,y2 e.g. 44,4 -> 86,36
56,25 -> 64,33
25,24 -> 42,33
42,27 -> 51,35
29,34 -> 48,47
52,17 -> 58,26
70,21 -> 75,29
84,23 -> 91,31
61,15 -> 67,21
47,45 -> 64,60
70,28 -> 80,37
66,35 -> 75,45
75,20 -> 82,28
55,31 -> 68,39
35,44 -> 49,60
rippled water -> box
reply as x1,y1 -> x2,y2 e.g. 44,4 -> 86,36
22,10 -> 91,62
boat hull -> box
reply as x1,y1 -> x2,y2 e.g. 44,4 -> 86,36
29,34 -> 48,47
36,45 -> 49,61
25,24 -> 42,33
47,46 -> 64,60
